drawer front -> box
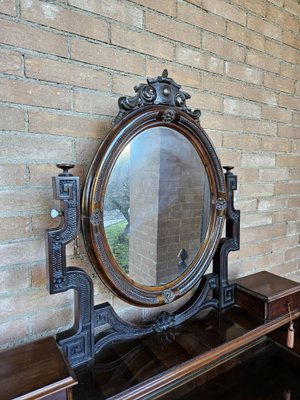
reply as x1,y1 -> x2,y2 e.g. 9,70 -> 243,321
269,294 -> 300,320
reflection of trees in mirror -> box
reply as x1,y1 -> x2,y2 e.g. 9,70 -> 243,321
104,145 -> 131,273
105,220 -> 129,273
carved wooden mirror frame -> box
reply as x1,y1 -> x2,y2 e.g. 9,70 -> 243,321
81,71 -> 227,306
46,70 -> 240,368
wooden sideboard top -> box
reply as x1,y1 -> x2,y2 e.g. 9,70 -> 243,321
0,336 -> 76,400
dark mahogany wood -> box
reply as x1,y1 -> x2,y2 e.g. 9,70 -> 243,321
235,271 -> 300,320
158,339 -> 300,400
0,337 -> 76,400
72,307 -> 300,400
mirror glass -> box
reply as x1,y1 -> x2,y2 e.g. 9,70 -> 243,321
103,127 -> 210,286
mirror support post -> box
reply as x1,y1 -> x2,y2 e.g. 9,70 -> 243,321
213,167 -> 240,310
46,164 -> 95,368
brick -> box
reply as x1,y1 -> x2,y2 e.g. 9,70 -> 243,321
201,74 -> 241,98
223,133 -> 260,151
225,62 -> 262,84
25,57 -> 110,92
296,82 -> 300,96
74,138 -> 100,163
0,239 -> 45,267
202,0 -> 247,25
112,74 -> 144,95
282,30 -> 300,50
31,264 -> 47,288
235,198 -> 257,212
218,149 -> 241,166
177,3 -> 226,35
292,140 -> 300,153
262,106 -> 292,123
266,4 -> 298,33
202,32 -> 244,62
201,113 -> 243,132
285,247 -> 300,262
0,18 -> 68,57
130,0 -> 176,16
246,51 -> 280,74
235,168 -> 259,183
73,91 -> 118,116
69,0 -> 143,28
0,217 -> 30,240
277,124 -> 299,139
240,183 -> 274,197
111,25 -> 174,61
145,13 -> 200,47
275,182 -> 300,195
0,267 -> 30,294
0,133 -> 74,162
247,14 -> 282,41
261,137 -> 290,152
259,168 -> 289,182
243,120 -> 277,136
242,86 -> 277,106
241,152 -> 275,168
31,214 -> 59,236
188,90 -> 223,113
289,197 -> 300,208
241,213 -> 272,228
227,23 -> 265,51
0,108 -> 25,131
289,168 -> 300,180
276,155 -> 300,167
284,0 -> 300,16
0,164 -> 27,185
204,130 -> 223,148
71,38 -> 145,76
258,197 -> 287,211
224,98 -> 261,119
0,320 -> 29,348
30,306 -> 73,336
239,241 -> 273,260
293,112 -> 300,125
273,209 -> 300,224
0,48 -> 21,75
269,0 -> 284,6
0,77 -> 71,110
265,40 -> 297,64
241,223 -> 286,243
0,188 -> 52,215
0,0 -> 16,15
28,163 -> 85,186
278,94 -> 300,111
20,0 -> 108,42
264,73 -> 295,94
280,62 -> 300,80
0,287 -> 71,320
28,111 -> 110,139
176,46 -> 223,74
146,60 -> 201,89
231,0 -> 266,16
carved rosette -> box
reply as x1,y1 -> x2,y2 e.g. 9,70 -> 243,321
115,69 -> 201,123
153,311 -> 176,333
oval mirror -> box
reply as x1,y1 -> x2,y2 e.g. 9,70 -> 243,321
82,73 -> 226,307
103,126 -> 210,287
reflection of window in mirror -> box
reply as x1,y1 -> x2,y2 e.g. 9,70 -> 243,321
104,127 -> 210,287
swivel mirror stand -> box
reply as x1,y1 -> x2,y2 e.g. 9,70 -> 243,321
46,71 -> 240,369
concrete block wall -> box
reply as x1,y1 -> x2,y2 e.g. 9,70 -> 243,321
0,0 -> 299,350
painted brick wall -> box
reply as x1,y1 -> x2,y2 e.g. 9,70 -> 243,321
0,0 -> 299,350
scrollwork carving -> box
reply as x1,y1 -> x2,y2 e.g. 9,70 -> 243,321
115,69 -> 201,123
